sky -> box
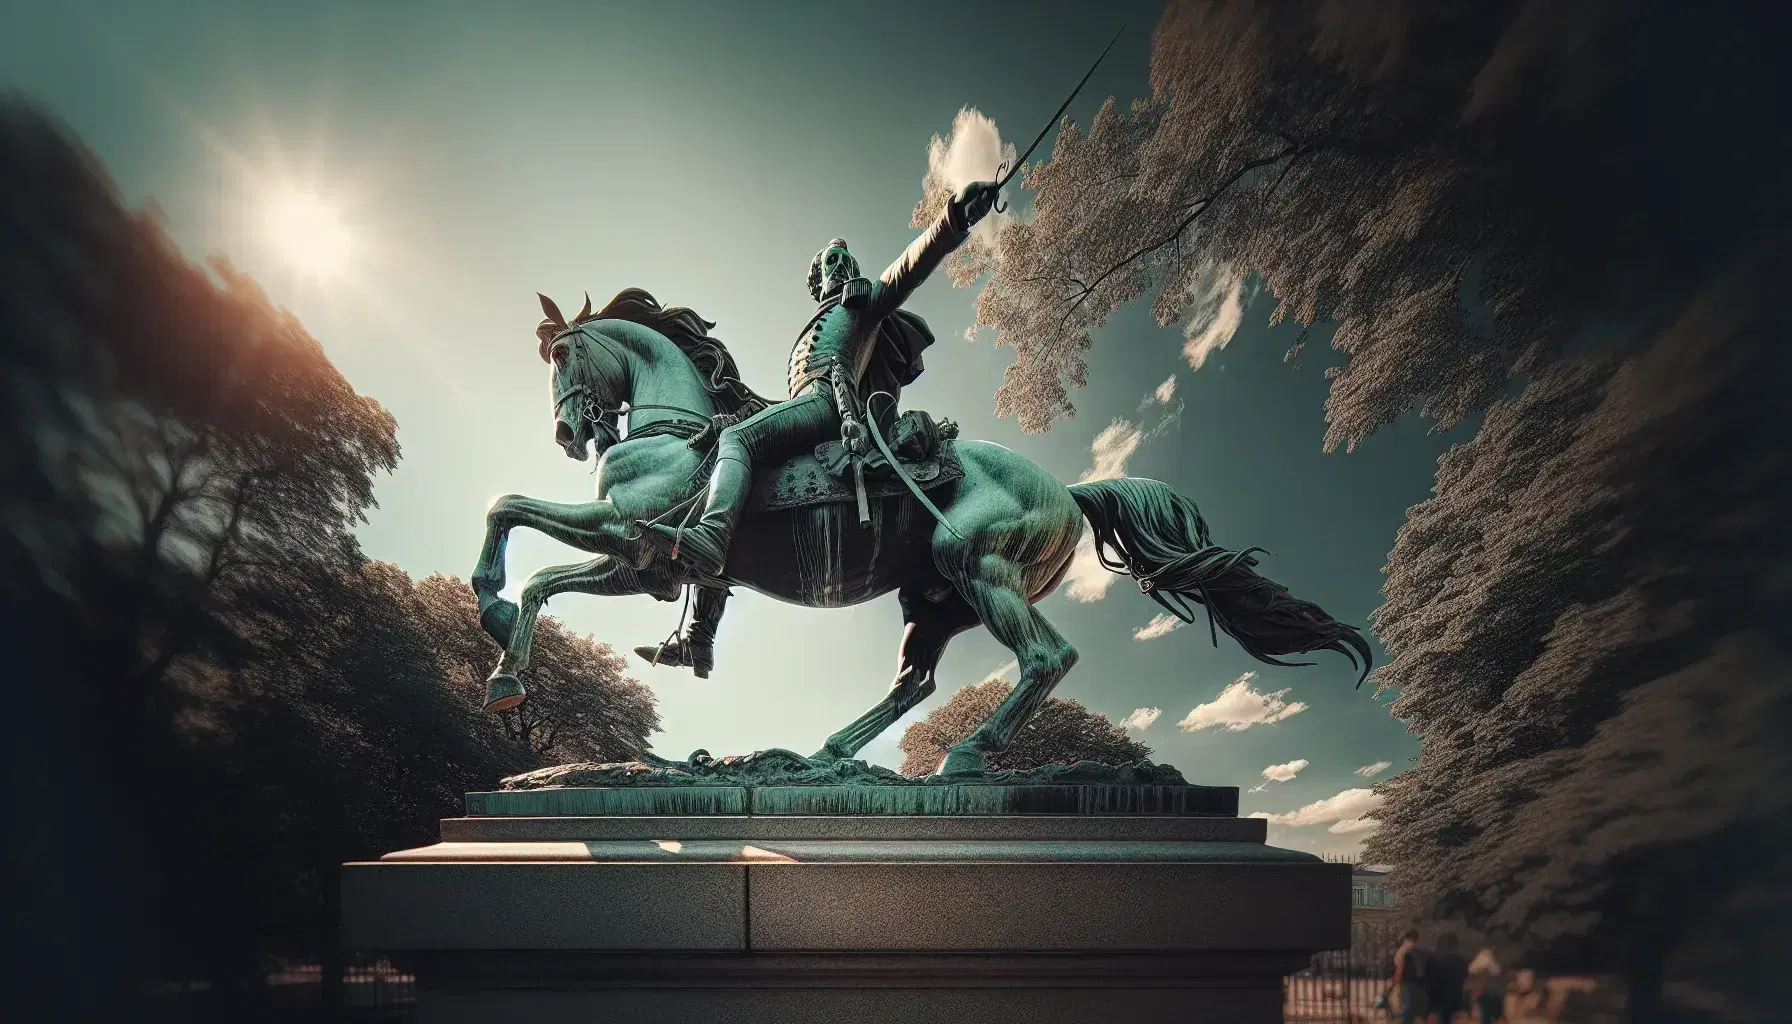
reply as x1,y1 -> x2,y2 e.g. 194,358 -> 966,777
2,0 -> 1461,857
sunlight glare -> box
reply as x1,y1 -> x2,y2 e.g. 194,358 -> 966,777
262,188 -> 355,280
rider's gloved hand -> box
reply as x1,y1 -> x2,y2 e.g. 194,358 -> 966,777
951,181 -> 1001,230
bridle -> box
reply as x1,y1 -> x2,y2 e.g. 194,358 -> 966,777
550,325 -> 713,447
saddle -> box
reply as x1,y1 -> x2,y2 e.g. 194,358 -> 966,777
747,409 -> 963,513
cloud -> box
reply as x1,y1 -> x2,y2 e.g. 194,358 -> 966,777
1062,419 -> 1145,603
1177,672 -> 1308,732
1062,531 -> 1117,602
919,107 -> 1017,250
1354,760 -> 1393,778
1119,707 -> 1161,731
1261,758 -> 1310,783
1133,613 -> 1185,641
1182,271 -> 1247,370
1079,419 -> 1143,483
1150,375 -> 1177,404
1253,788 -> 1385,830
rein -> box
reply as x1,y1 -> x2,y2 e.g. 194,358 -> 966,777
551,325 -> 713,445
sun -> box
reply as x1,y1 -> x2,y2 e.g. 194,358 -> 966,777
261,188 -> 356,280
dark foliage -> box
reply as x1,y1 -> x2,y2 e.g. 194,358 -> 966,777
958,3 -> 1792,1017
0,96 -> 658,1020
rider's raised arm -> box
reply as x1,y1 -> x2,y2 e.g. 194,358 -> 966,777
868,206 -> 970,319
869,181 -> 998,318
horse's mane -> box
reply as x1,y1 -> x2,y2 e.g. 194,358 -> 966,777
540,288 -> 771,419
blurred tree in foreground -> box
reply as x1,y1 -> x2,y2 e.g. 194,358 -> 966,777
0,95 -> 657,1020
924,2 -> 1791,1017
898,678 -> 1151,777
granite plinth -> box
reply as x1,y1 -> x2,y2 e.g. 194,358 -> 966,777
342,782 -> 1347,1023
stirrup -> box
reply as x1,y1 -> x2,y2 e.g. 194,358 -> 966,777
633,638 -> 714,679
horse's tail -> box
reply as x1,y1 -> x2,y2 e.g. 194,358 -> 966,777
1068,477 -> 1372,687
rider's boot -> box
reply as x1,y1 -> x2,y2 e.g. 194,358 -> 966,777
632,634 -> 715,678
634,589 -> 724,678
640,455 -> 748,577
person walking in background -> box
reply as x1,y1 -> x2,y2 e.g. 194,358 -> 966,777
1503,968 -> 1561,1024
1466,947 -> 1506,1024
1392,929 -> 1430,1024
1427,932 -> 1469,1022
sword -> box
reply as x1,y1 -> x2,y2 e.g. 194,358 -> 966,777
992,24 -> 1126,213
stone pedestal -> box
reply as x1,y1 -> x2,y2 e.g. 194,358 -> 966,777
342,785 -> 1348,1023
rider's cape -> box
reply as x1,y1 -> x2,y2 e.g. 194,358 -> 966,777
862,308 -> 935,402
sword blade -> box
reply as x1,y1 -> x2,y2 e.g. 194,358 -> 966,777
998,24 -> 1127,189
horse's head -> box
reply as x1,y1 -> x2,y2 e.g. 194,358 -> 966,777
536,292 -> 628,462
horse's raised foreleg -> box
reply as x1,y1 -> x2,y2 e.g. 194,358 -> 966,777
811,584 -> 980,763
472,494 -> 650,648
936,556 -> 1080,776
483,554 -> 668,712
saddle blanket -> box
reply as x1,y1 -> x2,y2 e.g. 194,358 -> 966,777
746,411 -> 964,513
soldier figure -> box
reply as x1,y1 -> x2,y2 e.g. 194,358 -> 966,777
636,180 -> 1001,586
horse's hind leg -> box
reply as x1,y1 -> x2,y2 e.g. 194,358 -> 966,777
811,584 -> 979,763
936,555 -> 1079,776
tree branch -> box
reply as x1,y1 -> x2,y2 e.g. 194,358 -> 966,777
1041,144 -> 1302,346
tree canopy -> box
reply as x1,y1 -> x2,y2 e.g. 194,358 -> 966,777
1,95 -> 658,1017
934,2 -> 1790,1016
898,678 -> 1151,777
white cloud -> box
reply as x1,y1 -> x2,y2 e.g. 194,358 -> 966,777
1182,270 -> 1247,370
1177,672 -> 1308,732
1354,760 -> 1393,778
1254,788 -> 1384,829
1061,419 -> 1146,603
1119,707 -> 1161,731
922,107 -> 1017,249
1151,375 -> 1177,404
1062,531 -> 1117,602
1079,419 -> 1143,483
1261,758 -> 1310,783
1132,614 -> 1184,641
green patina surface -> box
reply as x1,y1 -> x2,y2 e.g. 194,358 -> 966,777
747,784 -> 1233,816
471,750 -> 1240,817
465,783 -> 1236,817
466,787 -> 746,816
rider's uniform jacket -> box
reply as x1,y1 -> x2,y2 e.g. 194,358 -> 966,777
785,204 -> 972,409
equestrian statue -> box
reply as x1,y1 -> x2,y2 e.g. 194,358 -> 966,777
467,204 -> 1371,776
468,34 -> 1369,775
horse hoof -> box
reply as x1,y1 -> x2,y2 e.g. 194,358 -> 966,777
936,745 -> 986,776
484,674 -> 527,712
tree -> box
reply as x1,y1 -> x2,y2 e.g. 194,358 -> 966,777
928,1 -> 1779,444
1364,253 -> 1792,1018
3,93 -> 396,1014
413,572 -> 661,763
1,96 -> 666,1017
928,3 -> 1790,1014
898,678 -> 1152,776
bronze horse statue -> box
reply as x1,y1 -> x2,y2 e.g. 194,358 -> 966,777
470,288 -> 1369,775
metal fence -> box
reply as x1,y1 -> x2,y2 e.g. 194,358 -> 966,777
1285,928 -> 1403,1024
